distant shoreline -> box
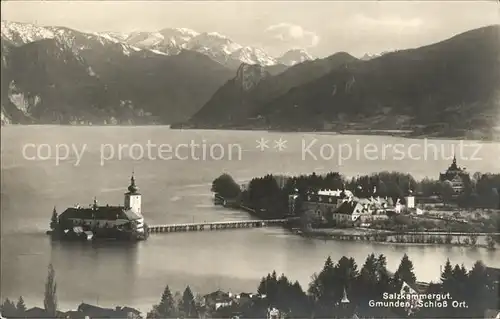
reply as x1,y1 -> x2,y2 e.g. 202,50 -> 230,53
3,124 -> 497,142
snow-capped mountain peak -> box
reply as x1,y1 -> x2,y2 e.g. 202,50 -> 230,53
1,20 -> 316,69
92,32 -> 119,43
277,49 -> 313,66
1,20 -> 55,46
206,31 -> 228,39
230,46 -> 277,66
360,50 -> 396,61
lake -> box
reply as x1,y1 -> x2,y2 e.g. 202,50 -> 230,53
1,126 -> 499,312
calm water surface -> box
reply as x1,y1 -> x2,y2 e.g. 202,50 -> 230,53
1,126 -> 499,312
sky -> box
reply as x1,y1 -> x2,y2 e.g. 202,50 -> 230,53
1,1 -> 499,58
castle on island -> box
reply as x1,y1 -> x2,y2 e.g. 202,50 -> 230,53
50,173 -> 148,241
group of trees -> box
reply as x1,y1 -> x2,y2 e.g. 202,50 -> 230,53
145,254 -> 498,318
211,174 -> 242,200
1,264 -> 57,318
4,255 -> 499,319
256,271 -> 309,317
419,172 -> 500,209
0,297 -> 27,318
212,171 -> 500,220
146,285 -> 199,318
418,258 -> 499,318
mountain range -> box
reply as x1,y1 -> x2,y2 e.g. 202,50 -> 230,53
0,21 -> 310,125
180,25 -> 500,140
1,21 -> 499,139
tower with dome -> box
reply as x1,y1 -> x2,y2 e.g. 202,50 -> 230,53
124,172 -> 142,215
50,172 -> 148,241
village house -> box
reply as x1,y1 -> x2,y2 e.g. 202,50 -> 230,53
71,303 -> 141,318
203,290 -> 234,311
22,306 -> 68,318
300,189 -> 354,222
234,292 -> 254,307
300,189 -> 401,223
20,303 -> 141,319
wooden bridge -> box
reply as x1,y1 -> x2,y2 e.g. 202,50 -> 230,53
147,218 -> 298,234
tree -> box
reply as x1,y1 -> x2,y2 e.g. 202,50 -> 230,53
440,259 -> 454,289
16,296 -> 27,317
50,207 -> 58,230
487,188 -> 500,209
486,235 -> 496,250
146,305 -> 161,319
358,254 -> 378,286
357,254 -> 378,302
466,261 -> 495,316
156,285 -> 176,318
180,286 -> 197,318
1,298 -> 18,317
334,256 -> 358,299
211,174 -> 241,199
394,254 -> 416,285
469,234 -> 478,246
44,263 -> 57,317
451,264 -> 468,300
308,256 -> 335,309
439,181 -> 455,206
375,254 -> 391,294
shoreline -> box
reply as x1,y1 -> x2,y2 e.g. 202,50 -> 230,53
216,201 -> 498,249
293,229 -> 495,249
2,124 -> 497,142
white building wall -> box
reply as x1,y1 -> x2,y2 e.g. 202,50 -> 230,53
125,194 -> 142,215
405,196 -> 415,209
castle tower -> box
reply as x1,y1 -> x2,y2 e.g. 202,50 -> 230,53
124,172 -> 142,215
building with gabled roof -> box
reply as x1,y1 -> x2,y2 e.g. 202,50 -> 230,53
55,173 -> 146,240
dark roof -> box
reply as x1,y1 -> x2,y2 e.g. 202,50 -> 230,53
77,303 -> 116,317
205,290 -> 231,300
72,303 -> 141,318
78,302 -> 113,311
60,206 -> 129,221
335,201 -> 358,215
125,191 -> 141,195
24,307 -> 67,318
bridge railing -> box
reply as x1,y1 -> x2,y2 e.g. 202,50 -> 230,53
148,218 -> 297,229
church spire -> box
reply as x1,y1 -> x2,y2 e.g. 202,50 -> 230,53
340,287 -> 350,304
128,171 -> 138,194
407,178 -> 413,195
449,153 -> 459,171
